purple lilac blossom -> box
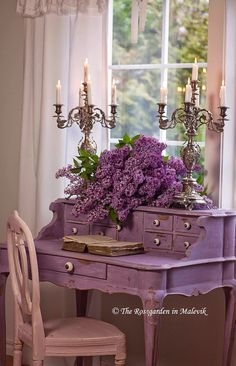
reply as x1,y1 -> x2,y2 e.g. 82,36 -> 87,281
56,135 -> 211,222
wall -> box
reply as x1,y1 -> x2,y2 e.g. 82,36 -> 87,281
0,0 -> 24,356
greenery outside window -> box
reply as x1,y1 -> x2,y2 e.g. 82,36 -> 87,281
109,0 -> 209,159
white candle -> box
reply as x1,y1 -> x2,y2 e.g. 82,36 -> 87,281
79,83 -> 84,107
192,58 -> 198,81
87,76 -> 92,105
111,79 -> 117,105
219,80 -> 226,106
160,86 -> 167,104
185,77 -> 192,103
56,80 -> 61,104
195,87 -> 200,108
84,58 -> 89,83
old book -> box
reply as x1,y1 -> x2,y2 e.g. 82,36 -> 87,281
62,235 -> 144,256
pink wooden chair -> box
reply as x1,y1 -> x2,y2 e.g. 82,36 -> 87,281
7,211 -> 126,366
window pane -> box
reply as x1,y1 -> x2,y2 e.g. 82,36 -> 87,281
169,0 -> 209,63
112,0 -> 163,65
111,69 -> 161,138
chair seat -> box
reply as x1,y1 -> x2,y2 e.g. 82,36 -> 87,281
19,317 -> 125,348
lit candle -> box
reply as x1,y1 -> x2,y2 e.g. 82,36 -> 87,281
192,58 -> 198,81
160,86 -> 167,104
111,79 -> 117,105
185,78 -> 192,103
56,80 -> 61,104
79,82 -> 84,107
84,58 -> 89,83
87,76 -> 92,105
219,80 -> 226,107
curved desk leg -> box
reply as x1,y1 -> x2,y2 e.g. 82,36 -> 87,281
0,273 -> 7,366
75,290 -> 89,366
141,290 -> 165,366
223,286 -> 236,366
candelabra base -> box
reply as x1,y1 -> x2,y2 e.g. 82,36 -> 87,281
171,176 -> 208,210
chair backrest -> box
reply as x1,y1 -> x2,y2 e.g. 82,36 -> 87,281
7,211 -> 45,357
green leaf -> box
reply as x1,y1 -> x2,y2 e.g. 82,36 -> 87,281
108,207 -> 120,224
163,155 -> 169,162
70,168 -> 81,174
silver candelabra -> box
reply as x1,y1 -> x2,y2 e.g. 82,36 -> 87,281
157,79 -> 229,209
53,81 -> 118,154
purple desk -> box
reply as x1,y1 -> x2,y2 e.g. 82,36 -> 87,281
1,199 -> 236,366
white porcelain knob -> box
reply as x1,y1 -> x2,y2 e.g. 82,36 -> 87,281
184,241 -> 191,249
184,222 -> 191,230
65,262 -> 74,273
153,219 -> 160,227
116,224 -> 122,231
154,238 -> 161,246
72,227 -> 78,234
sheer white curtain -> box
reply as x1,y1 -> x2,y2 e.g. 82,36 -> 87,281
19,6 -> 108,235
17,6 -> 108,365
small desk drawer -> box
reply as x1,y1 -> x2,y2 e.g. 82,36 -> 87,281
174,216 -> 200,235
144,213 -> 173,232
64,222 -> 89,236
144,231 -> 172,250
38,254 -> 107,279
64,204 -> 88,222
90,224 -> 117,240
173,234 -> 197,252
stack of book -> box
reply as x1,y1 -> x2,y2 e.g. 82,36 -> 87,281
62,235 -> 144,256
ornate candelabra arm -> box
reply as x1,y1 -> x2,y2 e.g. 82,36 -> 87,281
157,103 -> 186,130
53,104 -> 71,129
216,106 -> 229,132
93,104 -> 118,129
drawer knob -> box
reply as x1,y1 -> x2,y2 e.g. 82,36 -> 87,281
153,219 -> 160,227
184,241 -> 191,249
98,231 -> 104,236
65,262 -> 74,273
116,224 -> 122,231
184,222 -> 191,230
72,227 -> 78,234
154,238 -> 161,246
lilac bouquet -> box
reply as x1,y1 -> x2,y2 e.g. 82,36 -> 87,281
56,134 -> 207,223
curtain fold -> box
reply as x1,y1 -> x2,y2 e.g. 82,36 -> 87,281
19,10 -> 108,235
17,0 -> 107,17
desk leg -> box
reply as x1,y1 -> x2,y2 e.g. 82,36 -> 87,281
223,286 -> 236,366
75,290 -> 88,366
0,274 -> 7,366
141,291 -> 165,366
76,290 -> 88,317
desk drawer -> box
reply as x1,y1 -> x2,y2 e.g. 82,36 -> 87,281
90,224 -> 117,240
64,204 -> 88,223
173,234 -> 197,252
64,222 -> 89,236
144,213 -> 173,232
144,231 -> 172,250
174,216 -> 200,235
38,254 -> 107,279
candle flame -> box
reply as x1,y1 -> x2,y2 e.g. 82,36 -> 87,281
57,80 -> 61,87
194,57 -> 197,63
222,80 -> 225,86
84,58 -> 88,64
187,77 -> 190,85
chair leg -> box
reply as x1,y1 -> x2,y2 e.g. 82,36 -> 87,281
33,360 -> 43,366
13,342 -> 23,366
115,359 -> 125,366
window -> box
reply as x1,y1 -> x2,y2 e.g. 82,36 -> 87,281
109,0 -> 209,159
